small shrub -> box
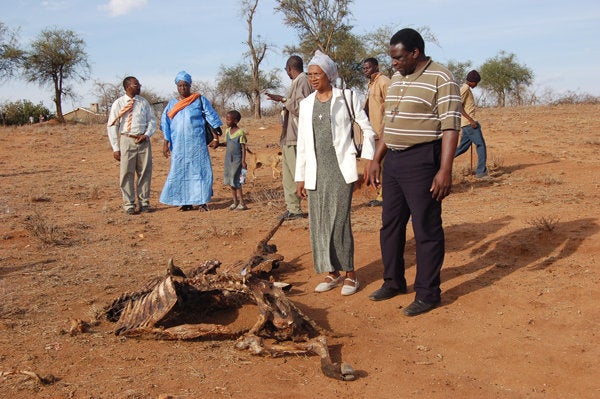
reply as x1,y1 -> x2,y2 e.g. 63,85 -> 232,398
525,215 -> 560,232
23,212 -> 67,245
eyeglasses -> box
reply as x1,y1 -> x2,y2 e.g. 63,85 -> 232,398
307,72 -> 324,79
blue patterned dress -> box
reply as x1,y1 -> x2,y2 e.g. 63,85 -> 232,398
159,96 -> 222,206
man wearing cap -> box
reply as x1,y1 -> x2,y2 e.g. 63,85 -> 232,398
107,76 -> 157,215
455,70 -> 489,179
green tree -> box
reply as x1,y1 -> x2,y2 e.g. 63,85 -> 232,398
22,28 -> 91,122
216,63 -> 280,113
334,30 -> 367,88
362,24 -> 439,78
275,0 -> 368,87
0,99 -> 50,126
445,59 -> 473,84
0,22 -> 23,81
479,51 -> 533,107
275,0 -> 352,55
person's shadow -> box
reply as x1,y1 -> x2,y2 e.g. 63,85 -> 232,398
441,217 -> 598,304
357,216 -> 513,289
354,216 -> 598,305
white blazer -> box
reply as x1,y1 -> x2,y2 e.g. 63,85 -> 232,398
295,87 -> 376,190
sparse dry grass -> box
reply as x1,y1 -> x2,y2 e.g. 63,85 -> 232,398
531,174 -> 563,185
206,223 -> 243,238
488,154 -> 504,171
28,192 -> 51,203
246,187 -> 285,204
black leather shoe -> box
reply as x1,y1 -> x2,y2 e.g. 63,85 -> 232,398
281,210 -> 305,221
125,208 -> 136,215
140,205 -> 151,213
367,200 -> 383,207
369,286 -> 406,301
402,299 -> 440,316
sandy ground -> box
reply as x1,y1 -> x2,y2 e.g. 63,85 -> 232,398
1,103 -> 599,398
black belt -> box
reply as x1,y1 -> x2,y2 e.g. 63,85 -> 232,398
388,139 -> 441,153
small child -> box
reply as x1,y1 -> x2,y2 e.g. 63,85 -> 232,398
223,110 -> 248,210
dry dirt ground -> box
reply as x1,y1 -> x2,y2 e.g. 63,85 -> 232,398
1,103 -> 599,398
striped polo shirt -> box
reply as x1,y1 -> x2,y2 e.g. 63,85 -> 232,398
383,59 -> 461,151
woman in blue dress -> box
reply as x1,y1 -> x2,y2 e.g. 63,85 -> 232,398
160,71 -> 223,211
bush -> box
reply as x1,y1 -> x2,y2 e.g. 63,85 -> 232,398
0,99 -> 51,126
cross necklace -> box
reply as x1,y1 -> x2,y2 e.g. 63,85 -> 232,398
390,62 -> 430,122
390,82 -> 411,123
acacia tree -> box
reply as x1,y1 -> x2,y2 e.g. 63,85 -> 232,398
217,63 -> 280,112
275,0 -> 366,87
479,51 -> 533,107
362,24 -> 439,78
275,0 -> 352,55
445,59 -> 473,85
240,0 -> 271,119
0,22 -> 23,81
22,28 -> 90,122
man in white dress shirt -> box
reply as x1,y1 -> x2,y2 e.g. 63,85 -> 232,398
107,76 -> 157,215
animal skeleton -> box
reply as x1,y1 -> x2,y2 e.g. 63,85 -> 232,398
104,219 -> 356,381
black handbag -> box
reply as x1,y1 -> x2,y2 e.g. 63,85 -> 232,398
198,96 -> 221,146
341,89 -> 363,157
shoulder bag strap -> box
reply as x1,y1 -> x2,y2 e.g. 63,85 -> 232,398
341,89 -> 356,142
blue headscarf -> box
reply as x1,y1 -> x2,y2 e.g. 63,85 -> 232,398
175,70 -> 192,85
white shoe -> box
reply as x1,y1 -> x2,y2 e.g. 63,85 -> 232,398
315,275 -> 343,292
341,278 -> 359,296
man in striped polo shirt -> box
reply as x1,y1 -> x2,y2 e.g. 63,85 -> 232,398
367,28 -> 461,316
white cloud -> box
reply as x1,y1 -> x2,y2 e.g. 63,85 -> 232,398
99,0 -> 148,17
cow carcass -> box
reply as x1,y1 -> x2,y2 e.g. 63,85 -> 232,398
104,219 -> 355,381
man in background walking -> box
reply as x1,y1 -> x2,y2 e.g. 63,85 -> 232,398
362,57 -> 390,207
266,55 -> 313,220
454,70 -> 489,179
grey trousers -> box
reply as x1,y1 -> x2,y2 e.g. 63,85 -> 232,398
119,136 -> 152,210
281,144 -> 302,214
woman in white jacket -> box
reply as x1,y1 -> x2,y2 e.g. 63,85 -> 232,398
295,50 -> 377,296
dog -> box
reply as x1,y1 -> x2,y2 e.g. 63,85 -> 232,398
246,147 -> 282,179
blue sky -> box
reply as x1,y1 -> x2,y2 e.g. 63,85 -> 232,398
1,0 -> 599,112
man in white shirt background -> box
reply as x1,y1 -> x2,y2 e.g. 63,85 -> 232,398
107,76 -> 157,215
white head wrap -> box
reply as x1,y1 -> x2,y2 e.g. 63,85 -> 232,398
308,50 -> 338,83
